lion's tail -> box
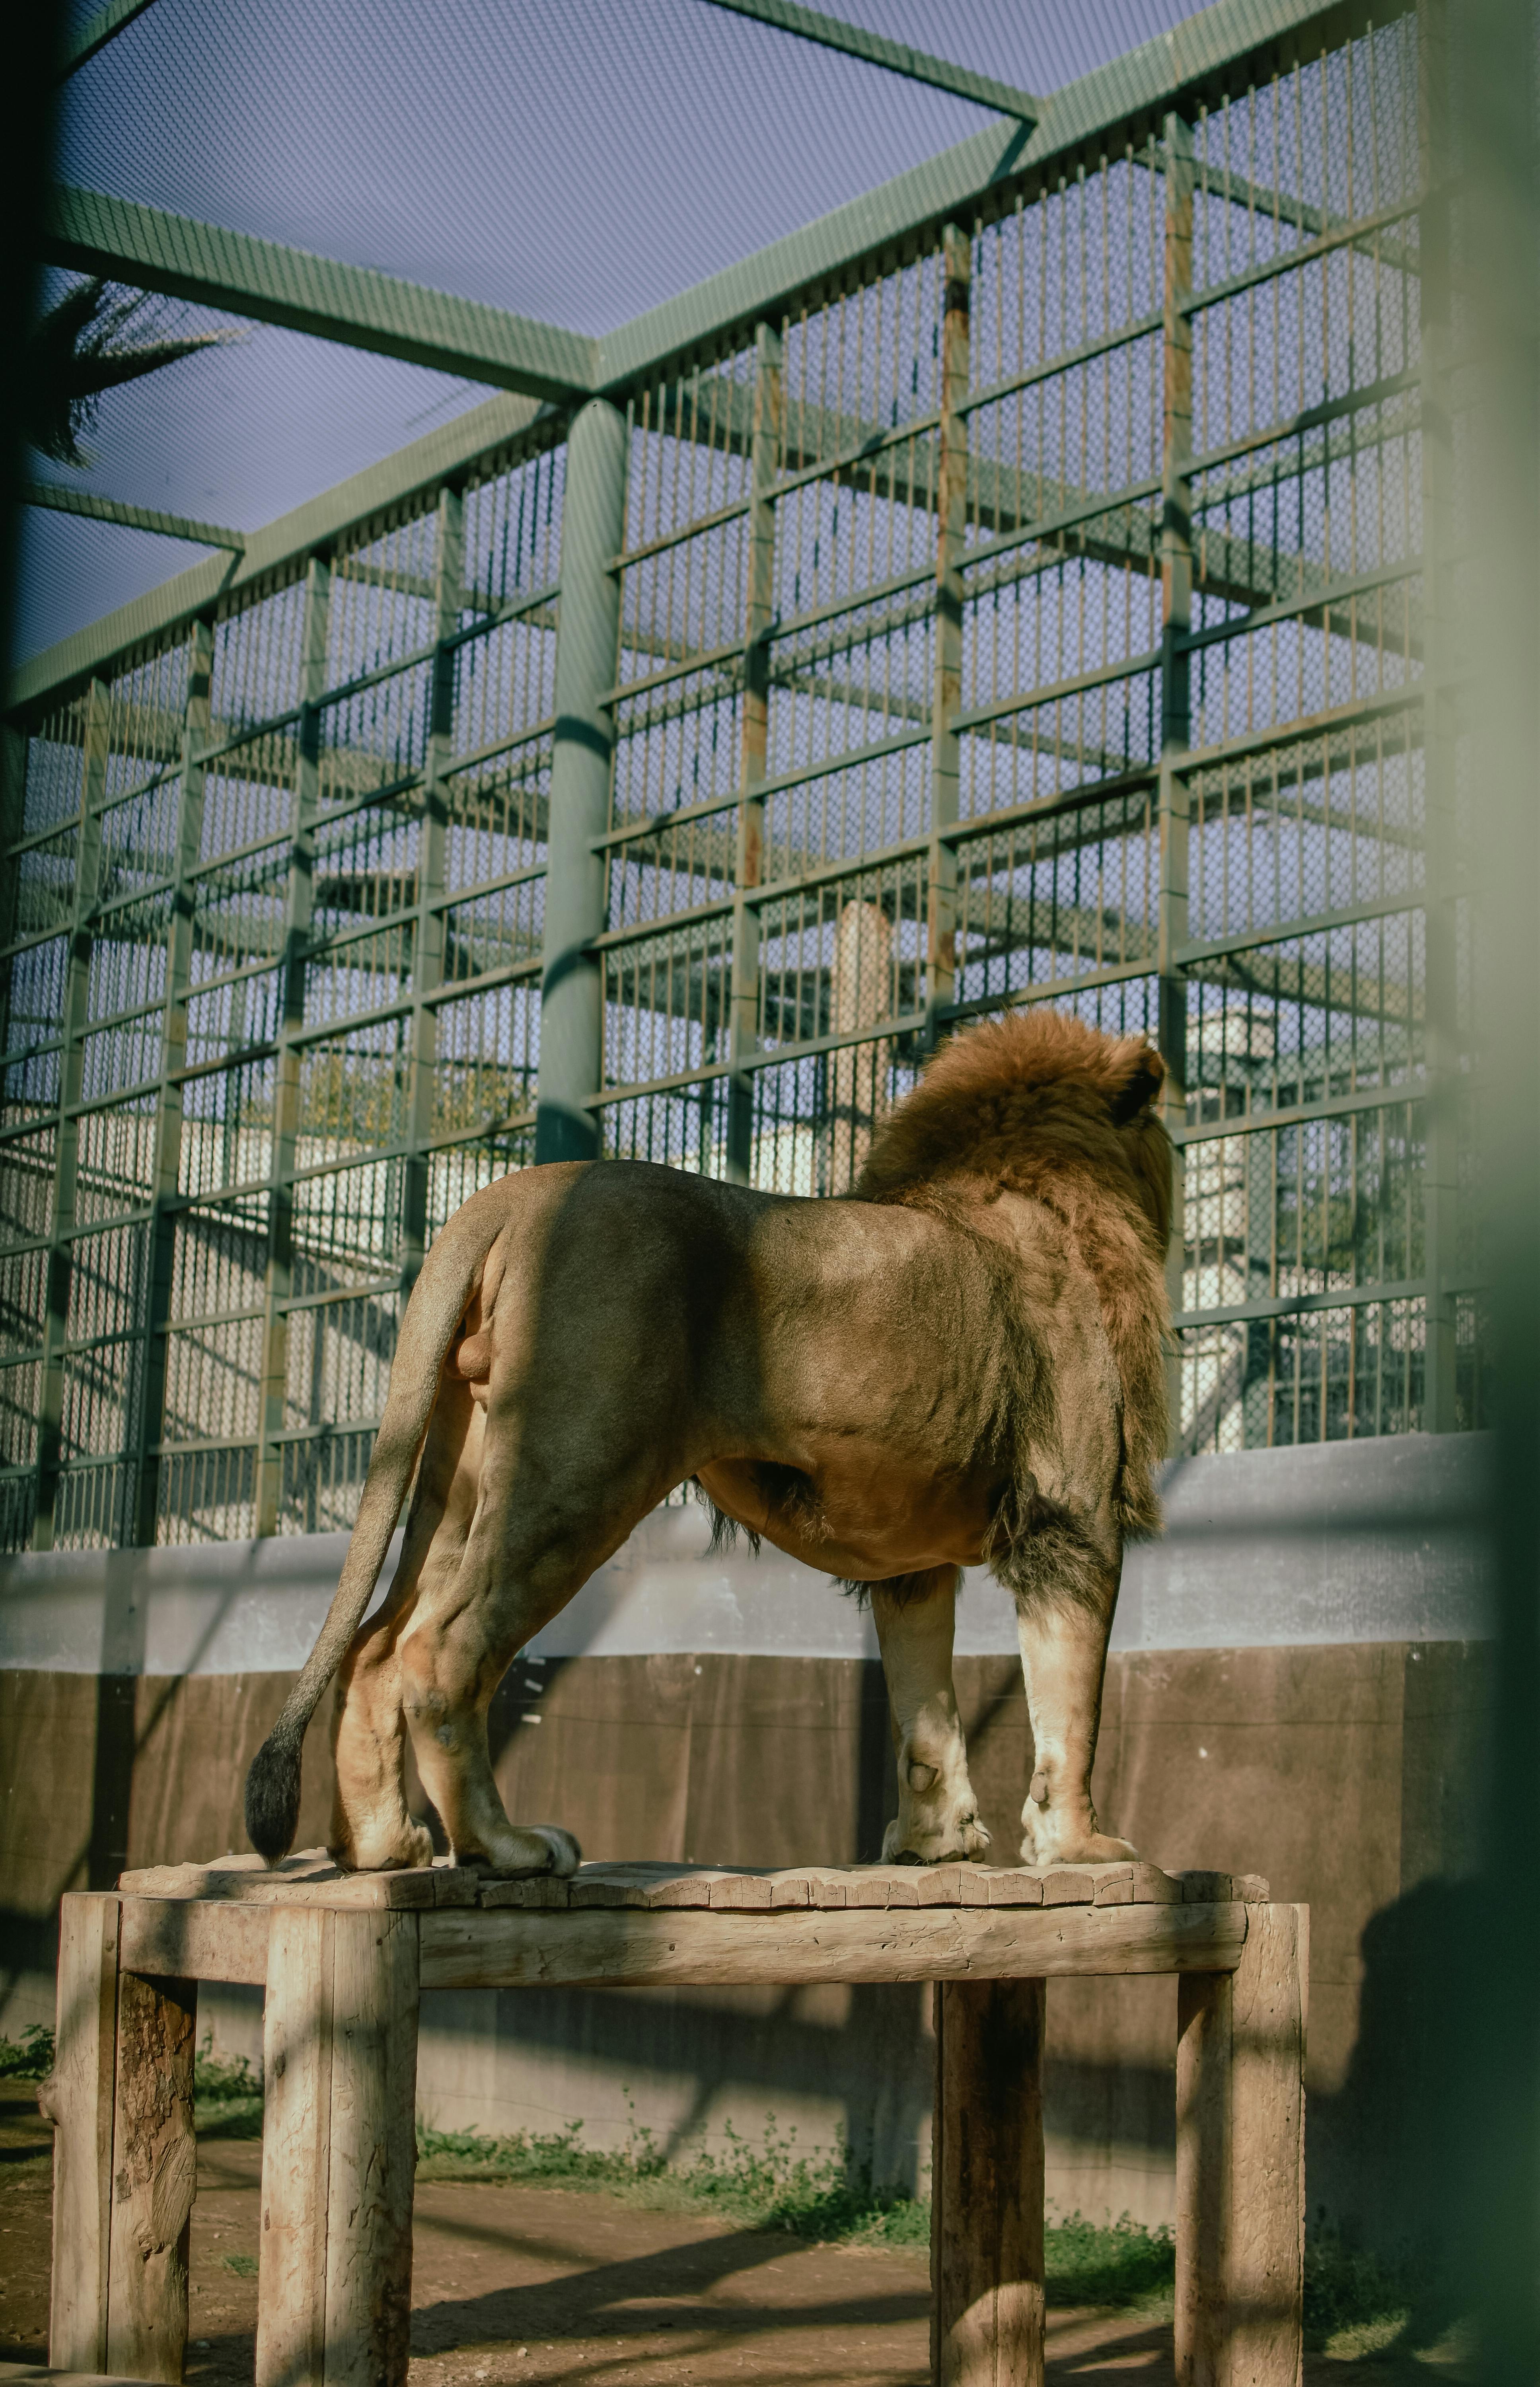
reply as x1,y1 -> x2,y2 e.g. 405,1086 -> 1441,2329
243,1182 -> 516,1867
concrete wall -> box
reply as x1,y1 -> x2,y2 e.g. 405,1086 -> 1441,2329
0,1434 -> 1492,2258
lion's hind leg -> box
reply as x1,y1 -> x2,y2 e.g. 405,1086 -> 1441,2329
999,1508 -> 1139,1867
870,1569 -> 991,1864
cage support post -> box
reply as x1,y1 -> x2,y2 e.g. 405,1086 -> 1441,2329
1158,109 -> 1194,1451
1175,1904 -> 1307,2387
535,397 -> 627,1164
401,485 -> 464,1292
255,556 -> 331,1536
1418,0 -> 1461,1431
925,222 -> 970,1044
132,615 -> 214,1545
33,676 -> 110,1549
726,320 -> 782,1183
932,1974 -> 1047,2387
256,1905 -> 421,2387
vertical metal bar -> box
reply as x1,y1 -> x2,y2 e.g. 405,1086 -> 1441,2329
1417,0 -> 1459,1432
255,557 -> 331,1537
727,321 -> 783,1185
535,399 -> 627,1164
400,486 -> 464,1291
1159,111 -> 1195,1453
33,677 -> 110,1551
927,224 -> 971,1037
130,618 -> 213,1546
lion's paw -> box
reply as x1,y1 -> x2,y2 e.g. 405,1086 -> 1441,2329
461,1823 -> 582,1878
883,1810 -> 992,1865
331,1817 -> 435,1874
1019,1825 -> 1139,1867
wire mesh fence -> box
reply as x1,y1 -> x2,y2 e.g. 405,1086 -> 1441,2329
0,0 -> 1474,1549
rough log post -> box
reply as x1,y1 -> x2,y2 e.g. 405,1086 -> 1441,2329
1176,1904 -> 1307,2387
932,1975 -> 1046,2387
726,319 -> 783,1184
926,222 -> 970,1043
48,1892 -> 121,2370
1158,108 -> 1194,1451
107,1970 -> 197,2382
534,397 -> 627,1164
257,1906 -> 421,2387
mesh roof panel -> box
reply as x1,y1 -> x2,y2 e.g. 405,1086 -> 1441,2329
23,0 -> 1195,664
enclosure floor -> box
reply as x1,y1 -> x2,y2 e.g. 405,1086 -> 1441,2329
0,2089 -> 1462,2387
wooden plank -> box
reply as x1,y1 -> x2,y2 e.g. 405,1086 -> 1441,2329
48,1894 -> 120,2372
420,1898 -> 1248,1992
1176,1965 -> 1230,2387
1176,1905 -> 1306,2387
321,1910 -> 420,2387
119,1899 -> 269,1987
933,1976 -> 1045,2387
986,1871 -> 1044,1907
709,1874 -> 774,1911
256,1908 -> 334,2387
117,1852 -> 481,1910
105,1974 -> 197,2385
1230,1905 -> 1306,2387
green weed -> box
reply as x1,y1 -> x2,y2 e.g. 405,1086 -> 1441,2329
193,2036 -> 264,2139
0,2023 -> 55,2080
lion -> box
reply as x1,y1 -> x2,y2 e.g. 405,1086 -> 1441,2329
245,1008 -> 1172,1878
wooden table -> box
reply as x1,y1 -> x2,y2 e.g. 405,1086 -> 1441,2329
45,1855 -> 1306,2387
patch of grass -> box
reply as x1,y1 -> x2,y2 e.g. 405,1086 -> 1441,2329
1304,2223 -> 1416,2359
194,2037 -> 264,2140
1044,2211 -> 1174,2310
416,2105 -> 927,2245
0,2023 -> 55,2080
222,2253 -> 259,2278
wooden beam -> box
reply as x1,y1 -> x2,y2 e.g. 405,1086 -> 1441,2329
419,1898 -> 1248,1990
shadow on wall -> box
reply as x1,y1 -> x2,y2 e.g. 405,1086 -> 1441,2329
1310,1876 -> 1485,2300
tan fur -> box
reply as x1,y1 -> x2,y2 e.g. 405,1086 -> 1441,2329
857,1010 -> 1172,1537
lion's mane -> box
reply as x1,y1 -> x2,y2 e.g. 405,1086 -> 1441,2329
855,1009 -> 1173,1541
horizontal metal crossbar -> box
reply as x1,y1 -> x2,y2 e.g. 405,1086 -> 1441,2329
1172,1276 -> 1441,1330
24,483 -> 247,550
695,0 -> 1039,123
44,187 -> 597,405
1174,1077 -> 1427,1147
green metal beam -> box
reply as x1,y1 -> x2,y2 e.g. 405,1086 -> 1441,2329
13,0 -> 1354,715
58,0 -> 161,81
596,0 -> 1351,389
694,0 -> 1038,123
8,389 -> 548,714
43,186 -> 597,405
25,481 -> 245,550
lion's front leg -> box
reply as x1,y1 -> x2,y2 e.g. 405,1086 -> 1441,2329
1012,1536 -> 1137,1867
870,1569 -> 991,1864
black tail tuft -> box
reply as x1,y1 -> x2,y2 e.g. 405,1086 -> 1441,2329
245,1724 -> 304,1867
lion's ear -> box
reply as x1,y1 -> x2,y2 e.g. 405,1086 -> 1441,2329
1108,1046 -> 1165,1125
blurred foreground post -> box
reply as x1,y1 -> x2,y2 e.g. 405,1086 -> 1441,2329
1466,0 -> 1540,2378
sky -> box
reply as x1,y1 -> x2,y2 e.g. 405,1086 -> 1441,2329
18,0 -> 1199,665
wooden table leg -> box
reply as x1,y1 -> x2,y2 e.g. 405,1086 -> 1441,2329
107,1968 -> 198,2382
1176,1903 -> 1308,2387
257,1906 -> 421,2387
48,1893 -> 121,2372
932,1976 -> 1046,2387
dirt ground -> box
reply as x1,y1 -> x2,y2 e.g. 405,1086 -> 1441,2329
0,2088 -> 1460,2385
